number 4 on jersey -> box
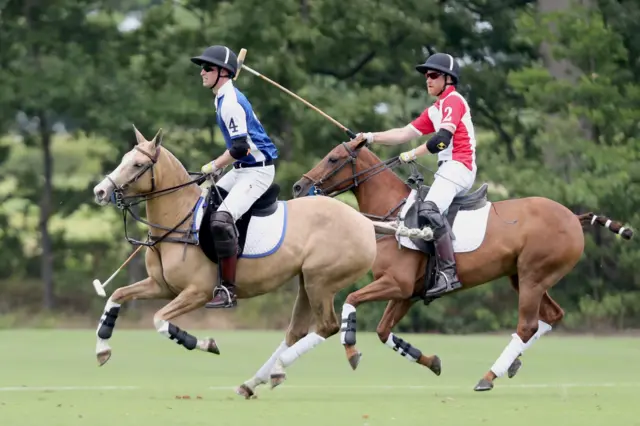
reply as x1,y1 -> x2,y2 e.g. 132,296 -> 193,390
228,118 -> 239,133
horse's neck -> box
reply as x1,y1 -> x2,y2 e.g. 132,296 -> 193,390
145,150 -> 200,236
354,154 -> 411,219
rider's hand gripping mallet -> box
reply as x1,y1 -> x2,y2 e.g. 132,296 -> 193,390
92,245 -> 144,297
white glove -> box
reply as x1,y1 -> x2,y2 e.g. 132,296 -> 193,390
359,132 -> 374,144
399,148 -> 418,163
201,161 -> 222,176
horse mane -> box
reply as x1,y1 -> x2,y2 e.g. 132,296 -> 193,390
357,145 -> 411,190
157,145 -> 193,182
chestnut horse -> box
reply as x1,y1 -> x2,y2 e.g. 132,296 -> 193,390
292,135 -> 634,391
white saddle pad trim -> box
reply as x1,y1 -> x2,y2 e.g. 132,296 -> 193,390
192,197 -> 287,258
397,189 -> 491,253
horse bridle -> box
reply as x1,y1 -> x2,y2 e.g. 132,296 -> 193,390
106,145 -> 207,247
301,142 -> 408,221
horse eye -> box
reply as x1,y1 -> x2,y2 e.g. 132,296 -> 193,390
134,163 -> 143,168
328,157 -> 338,164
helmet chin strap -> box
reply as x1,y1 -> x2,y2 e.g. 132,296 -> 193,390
210,67 -> 232,93
434,76 -> 454,97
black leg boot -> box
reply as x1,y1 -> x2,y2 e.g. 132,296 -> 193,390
418,201 -> 462,300
206,210 -> 239,309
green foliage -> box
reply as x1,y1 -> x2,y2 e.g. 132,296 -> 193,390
0,0 -> 637,332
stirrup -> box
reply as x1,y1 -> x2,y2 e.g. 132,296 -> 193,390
205,285 -> 237,309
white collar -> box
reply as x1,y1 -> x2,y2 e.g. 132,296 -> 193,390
215,79 -> 234,101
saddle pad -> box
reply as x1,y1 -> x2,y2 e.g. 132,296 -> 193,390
397,189 -> 491,253
192,197 -> 288,258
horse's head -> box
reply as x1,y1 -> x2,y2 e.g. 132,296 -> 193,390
93,126 -> 163,207
292,135 -> 373,198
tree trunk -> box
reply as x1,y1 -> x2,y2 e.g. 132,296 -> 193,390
39,112 -> 54,310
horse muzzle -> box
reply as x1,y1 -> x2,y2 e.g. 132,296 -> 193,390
292,177 -> 320,198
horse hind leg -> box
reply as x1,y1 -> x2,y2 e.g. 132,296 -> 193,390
95,277 -> 172,366
504,275 -> 565,380
153,285 -> 220,355
376,299 -> 441,376
474,270 -> 567,392
236,275 -> 313,399
269,271 -> 348,389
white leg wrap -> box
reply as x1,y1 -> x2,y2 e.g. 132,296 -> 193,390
279,332 -> 325,368
490,333 -> 526,378
340,303 -> 356,345
522,320 -> 552,351
250,341 -> 289,386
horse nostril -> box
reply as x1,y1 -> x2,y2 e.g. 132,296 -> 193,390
293,184 -> 301,193
97,189 -> 105,199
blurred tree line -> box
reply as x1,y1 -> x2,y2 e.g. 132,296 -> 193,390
0,0 -> 638,332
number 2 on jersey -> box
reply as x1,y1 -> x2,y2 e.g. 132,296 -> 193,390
442,106 -> 453,123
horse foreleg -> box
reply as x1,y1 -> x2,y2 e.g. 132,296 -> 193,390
153,286 -> 220,355
376,299 -> 441,376
236,276 -> 313,399
95,277 -> 171,366
340,274 -> 413,370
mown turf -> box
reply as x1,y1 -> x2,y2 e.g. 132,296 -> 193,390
0,330 -> 638,426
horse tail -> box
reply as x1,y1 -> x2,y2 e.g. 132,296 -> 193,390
576,212 -> 634,240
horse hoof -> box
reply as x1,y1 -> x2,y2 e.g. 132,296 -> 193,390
429,356 -> 442,376
473,378 -> 494,392
235,384 -> 256,400
508,358 -> 522,378
270,373 -> 286,389
97,350 -> 112,366
348,352 -> 362,370
205,338 -> 220,355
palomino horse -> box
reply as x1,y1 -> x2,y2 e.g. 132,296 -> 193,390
92,127 -> 377,397
292,135 -> 634,391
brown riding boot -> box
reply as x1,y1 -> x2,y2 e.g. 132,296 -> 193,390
205,255 -> 238,309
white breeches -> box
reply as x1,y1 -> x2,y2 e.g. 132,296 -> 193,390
216,165 -> 275,221
425,160 -> 476,214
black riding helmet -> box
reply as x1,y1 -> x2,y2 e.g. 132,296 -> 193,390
415,52 -> 460,85
191,45 -> 238,78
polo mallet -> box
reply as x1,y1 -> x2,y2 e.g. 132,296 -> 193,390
239,63 -> 357,139
92,245 -> 144,297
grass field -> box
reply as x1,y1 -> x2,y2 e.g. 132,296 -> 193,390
0,329 -> 638,426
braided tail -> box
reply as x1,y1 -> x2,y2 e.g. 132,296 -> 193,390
576,212 -> 634,240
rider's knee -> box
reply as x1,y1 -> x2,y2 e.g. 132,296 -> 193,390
210,210 -> 238,255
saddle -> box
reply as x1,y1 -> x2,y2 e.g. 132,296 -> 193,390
402,183 -> 489,255
198,183 -> 281,264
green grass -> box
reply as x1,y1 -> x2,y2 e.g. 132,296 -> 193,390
0,330 -> 639,426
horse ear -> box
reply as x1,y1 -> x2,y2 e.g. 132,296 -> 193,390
132,124 -> 146,145
354,134 -> 369,150
152,128 -> 163,148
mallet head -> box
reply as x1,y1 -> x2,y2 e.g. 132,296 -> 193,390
93,279 -> 107,297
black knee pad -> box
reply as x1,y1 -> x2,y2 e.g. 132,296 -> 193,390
210,211 -> 238,257
418,200 -> 444,229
